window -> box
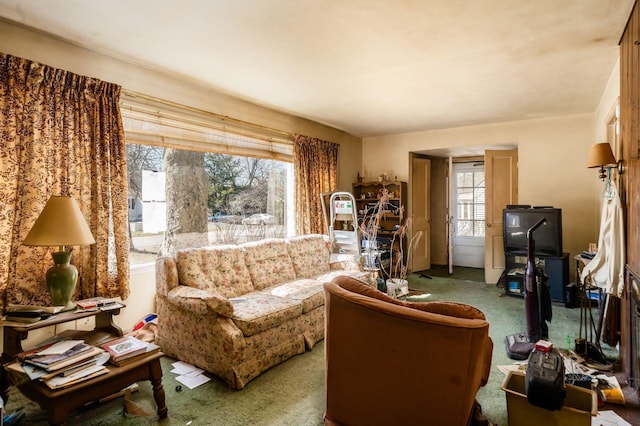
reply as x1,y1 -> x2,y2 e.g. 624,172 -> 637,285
122,92 -> 295,265
454,168 -> 485,237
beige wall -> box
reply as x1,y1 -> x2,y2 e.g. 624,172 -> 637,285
595,57 -> 620,144
593,56 -> 623,214
363,113 -> 600,273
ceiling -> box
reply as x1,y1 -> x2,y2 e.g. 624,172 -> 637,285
0,0 -> 635,138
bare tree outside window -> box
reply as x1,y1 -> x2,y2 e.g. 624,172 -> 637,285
126,144 -> 290,264
159,148 -> 209,256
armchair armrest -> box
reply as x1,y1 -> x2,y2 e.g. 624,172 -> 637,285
481,335 -> 494,386
166,286 -> 235,317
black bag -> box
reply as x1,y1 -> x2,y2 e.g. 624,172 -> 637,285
525,347 -> 566,411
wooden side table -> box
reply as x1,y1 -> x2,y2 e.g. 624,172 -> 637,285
15,351 -> 167,425
1,303 -> 168,424
1,305 -> 124,358
0,304 -> 125,404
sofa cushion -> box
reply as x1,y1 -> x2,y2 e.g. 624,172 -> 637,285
241,239 -> 296,291
286,234 -> 331,278
231,293 -> 304,336
263,279 -> 324,313
176,245 -> 254,298
166,285 -> 235,317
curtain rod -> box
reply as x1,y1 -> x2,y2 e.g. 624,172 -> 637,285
121,89 -> 294,142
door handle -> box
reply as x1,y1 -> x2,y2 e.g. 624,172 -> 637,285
487,223 -> 492,228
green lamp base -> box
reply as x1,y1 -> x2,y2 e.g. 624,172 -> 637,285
46,251 -> 78,311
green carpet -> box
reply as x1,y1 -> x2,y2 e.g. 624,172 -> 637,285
416,264 -> 485,282
3,272 -> 615,425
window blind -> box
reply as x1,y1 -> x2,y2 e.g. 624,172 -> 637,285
120,91 -> 294,162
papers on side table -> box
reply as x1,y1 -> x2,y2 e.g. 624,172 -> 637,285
170,361 -> 210,389
37,340 -> 85,355
8,340 -> 110,389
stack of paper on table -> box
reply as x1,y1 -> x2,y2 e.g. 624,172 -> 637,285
3,304 -> 65,324
76,297 -> 120,310
12,339 -> 109,389
99,336 -> 152,364
110,342 -> 161,367
8,304 -> 64,314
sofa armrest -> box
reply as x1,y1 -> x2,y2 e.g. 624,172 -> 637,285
156,256 -> 179,296
166,286 -> 235,317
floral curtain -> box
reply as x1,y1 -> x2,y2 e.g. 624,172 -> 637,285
0,53 -> 130,311
294,135 -> 339,234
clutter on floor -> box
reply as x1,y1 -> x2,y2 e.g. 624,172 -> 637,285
499,339 -> 631,425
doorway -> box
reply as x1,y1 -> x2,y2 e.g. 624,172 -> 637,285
409,146 -> 517,284
451,162 -> 485,268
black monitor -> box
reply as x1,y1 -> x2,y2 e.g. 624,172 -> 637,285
503,207 -> 562,256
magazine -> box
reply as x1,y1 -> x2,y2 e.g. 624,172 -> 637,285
100,336 -> 149,363
22,342 -> 97,371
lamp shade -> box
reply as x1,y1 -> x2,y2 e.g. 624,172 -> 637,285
23,196 -> 95,247
587,142 -> 616,168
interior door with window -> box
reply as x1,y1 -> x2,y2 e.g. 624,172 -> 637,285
451,163 -> 485,268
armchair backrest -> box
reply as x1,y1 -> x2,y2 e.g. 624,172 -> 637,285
323,276 -> 493,426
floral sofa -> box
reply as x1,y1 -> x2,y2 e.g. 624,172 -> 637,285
155,234 -> 365,390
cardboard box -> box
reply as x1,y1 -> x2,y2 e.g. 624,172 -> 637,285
501,371 -> 597,426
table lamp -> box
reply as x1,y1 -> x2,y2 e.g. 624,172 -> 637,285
23,196 -> 96,311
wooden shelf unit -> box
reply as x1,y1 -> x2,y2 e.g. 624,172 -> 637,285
352,181 -> 408,273
352,181 -> 407,232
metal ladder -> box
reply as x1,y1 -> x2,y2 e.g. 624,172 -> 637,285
328,192 -> 360,255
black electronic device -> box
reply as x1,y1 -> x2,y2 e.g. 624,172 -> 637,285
503,207 -> 563,256
525,348 -> 566,411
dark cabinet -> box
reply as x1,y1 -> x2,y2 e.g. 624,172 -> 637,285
504,252 -> 569,303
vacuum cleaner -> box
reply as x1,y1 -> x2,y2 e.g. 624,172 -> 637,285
505,218 -> 552,360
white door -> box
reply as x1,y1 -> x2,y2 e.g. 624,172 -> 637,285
451,163 -> 485,268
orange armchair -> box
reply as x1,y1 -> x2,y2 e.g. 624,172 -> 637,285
323,276 -> 493,426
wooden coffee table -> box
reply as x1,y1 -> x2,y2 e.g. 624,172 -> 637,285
15,351 -> 167,425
